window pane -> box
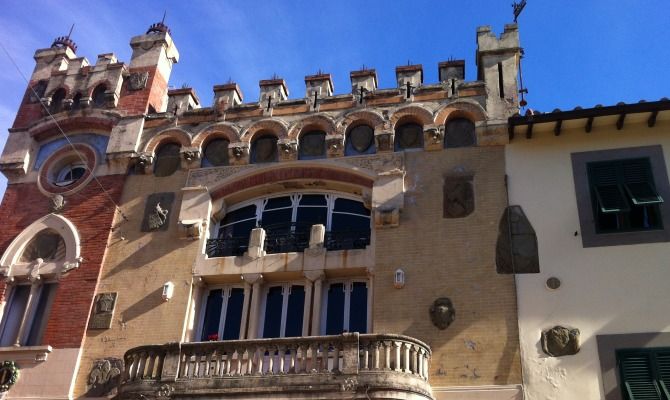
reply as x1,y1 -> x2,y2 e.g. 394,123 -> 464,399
284,286 -> 305,337
262,286 -> 283,338
203,139 -> 229,167
200,289 -> 223,341
331,214 -> 370,232
296,206 -> 327,226
265,197 -> 292,210
0,286 -> 30,346
252,135 -> 278,163
154,143 -> 181,177
349,282 -> 368,334
394,123 -> 423,150
299,131 -> 326,160
299,194 -> 327,206
26,283 -> 57,346
262,208 -> 293,228
222,205 -> 257,225
346,125 -> 375,156
445,118 -> 476,148
334,198 -> 369,215
222,288 -> 245,340
325,283 -> 345,335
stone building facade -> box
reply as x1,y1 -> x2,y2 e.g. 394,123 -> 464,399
0,21 -> 524,400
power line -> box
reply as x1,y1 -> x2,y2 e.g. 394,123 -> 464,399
0,39 -> 129,222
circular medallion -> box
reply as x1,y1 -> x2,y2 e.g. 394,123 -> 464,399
37,143 -> 97,196
0,361 -> 19,392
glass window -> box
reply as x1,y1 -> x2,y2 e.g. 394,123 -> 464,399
19,229 -> 66,262
199,287 -> 245,341
92,84 -> 107,108
345,124 -> 375,156
202,139 -> 229,167
251,134 -> 278,164
394,122 -> 423,151
444,118 -> 476,148
298,131 -> 326,160
0,283 -> 57,347
260,284 -> 305,338
322,280 -> 368,335
54,163 -> 86,187
154,143 -> 181,177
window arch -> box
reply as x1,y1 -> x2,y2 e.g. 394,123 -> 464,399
92,84 -> 107,108
19,229 -> 66,263
444,118 -> 476,148
208,192 -> 371,257
251,134 -> 278,164
298,130 -> 326,160
49,88 -> 66,114
71,92 -> 82,111
345,124 -> 376,156
202,138 -> 229,167
394,121 -> 423,151
153,142 -> 181,177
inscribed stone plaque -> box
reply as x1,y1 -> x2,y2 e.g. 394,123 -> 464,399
88,292 -> 117,330
141,192 -> 175,232
443,176 -> 474,218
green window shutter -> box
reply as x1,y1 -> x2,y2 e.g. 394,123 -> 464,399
622,159 -> 663,205
619,351 -> 662,400
589,162 -> 630,213
594,185 -> 630,213
655,352 -> 670,398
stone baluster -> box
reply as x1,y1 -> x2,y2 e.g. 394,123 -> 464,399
384,341 -> 391,370
403,342 -> 411,373
423,350 -> 430,380
267,345 -> 275,374
255,346 -> 264,375
373,342 -> 381,370
393,341 -> 401,372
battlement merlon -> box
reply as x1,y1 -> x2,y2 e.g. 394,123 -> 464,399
129,30 -> 179,78
475,24 -> 520,78
32,46 -> 78,81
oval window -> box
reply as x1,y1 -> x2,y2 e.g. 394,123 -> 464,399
54,163 -> 86,187
298,131 -> 326,160
203,139 -> 229,167
345,125 -> 375,155
251,134 -> 278,164
394,122 -> 423,151
154,143 -> 181,177
445,118 -> 476,148
92,84 -> 107,108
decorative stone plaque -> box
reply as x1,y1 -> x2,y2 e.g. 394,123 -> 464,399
429,297 -> 455,330
0,361 -> 19,392
128,72 -> 149,91
87,358 -> 123,397
443,177 -> 474,218
541,326 -> 580,357
88,292 -> 117,330
141,193 -> 175,232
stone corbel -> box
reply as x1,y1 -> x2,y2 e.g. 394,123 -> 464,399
62,98 -> 74,111
28,259 -> 43,283
424,125 -> 443,151
134,152 -> 154,174
228,142 -> 249,165
59,257 -> 83,277
180,147 -> 201,169
278,139 -> 298,162
374,131 -> 393,153
326,135 -> 344,158
178,187 -> 211,240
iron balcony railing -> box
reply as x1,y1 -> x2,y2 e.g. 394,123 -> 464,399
263,222 -> 312,254
205,236 -> 249,258
325,229 -> 371,250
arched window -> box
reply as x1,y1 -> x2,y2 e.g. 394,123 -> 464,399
49,88 -> 66,114
71,92 -> 82,111
445,118 -> 476,148
298,130 -> 326,160
92,84 -> 107,108
394,122 -> 423,151
19,229 -> 66,263
207,193 -> 371,257
251,134 -> 278,164
202,138 -> 229,167
153,143 -> 181,177
53,162 -> 87,187
345,124 -> 375,156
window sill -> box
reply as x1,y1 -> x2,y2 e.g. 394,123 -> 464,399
0,345 -> 52,363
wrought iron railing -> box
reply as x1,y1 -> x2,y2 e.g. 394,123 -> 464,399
263,222 -> 311,254
325,229 -> 371,250
206,236 -> 249,258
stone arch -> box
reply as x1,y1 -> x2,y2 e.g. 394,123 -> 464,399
47,85 -> 70,99
209,162 -> 375,202
240,119 -> 289,143
144,128 -> 192,153
336,109 -> 386,136
87,80 -> 113,97
28,113 -> 118,142
0,214 -> 81,278
389,105 -> 433,129
287,114 -> 337,140
193,123 -> 241,149
434,100 -> 487,125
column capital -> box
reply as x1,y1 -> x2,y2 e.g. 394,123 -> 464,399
304,270 -> 325,282
242,273 -> 263,285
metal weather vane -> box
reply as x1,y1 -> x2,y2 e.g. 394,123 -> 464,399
512,0 -> 527,23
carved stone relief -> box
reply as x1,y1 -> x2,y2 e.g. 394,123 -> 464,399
86,358 -> 123,397
541,326 -> 580,357
430,297 -> 455,330
88,292 -> 118,330
128,72 -> 149,91
141,193 -> 175,232
495,205 -> 540,274
443,176 -> 474,218
50,194 -> 65,212
374,132 -> 393,152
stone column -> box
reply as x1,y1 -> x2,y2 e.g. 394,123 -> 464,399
367,268 -> 374,333
243,274 -> 263,339
302,278 -> 313,337
239,282 -> 252,339
306,271 -> 325,336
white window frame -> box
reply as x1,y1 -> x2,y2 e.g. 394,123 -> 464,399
0,281 -> 57,347
54,163 -> 86,187
258,283 -> 305,338
320,279 -> 370,335
212,191 -> 371,238
195,285 -> 245,341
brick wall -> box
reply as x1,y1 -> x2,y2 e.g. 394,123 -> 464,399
373,147 -> 522,386
0,175 -> 124,348
117,66 -> 168,115
12,82 -> 43,129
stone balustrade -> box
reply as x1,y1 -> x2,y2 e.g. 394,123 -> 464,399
120,333 -> 432,399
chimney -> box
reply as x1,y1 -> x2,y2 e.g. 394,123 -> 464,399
350,69 -> 377,94
213,83 -> 243,111
167,87 -> 200,115
259,78 -> 288,105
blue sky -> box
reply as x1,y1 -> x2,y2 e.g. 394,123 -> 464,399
0,1 -> 668,199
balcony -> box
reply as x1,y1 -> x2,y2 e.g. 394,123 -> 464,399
205,223 -> 372,258
119,333 -> 432,400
